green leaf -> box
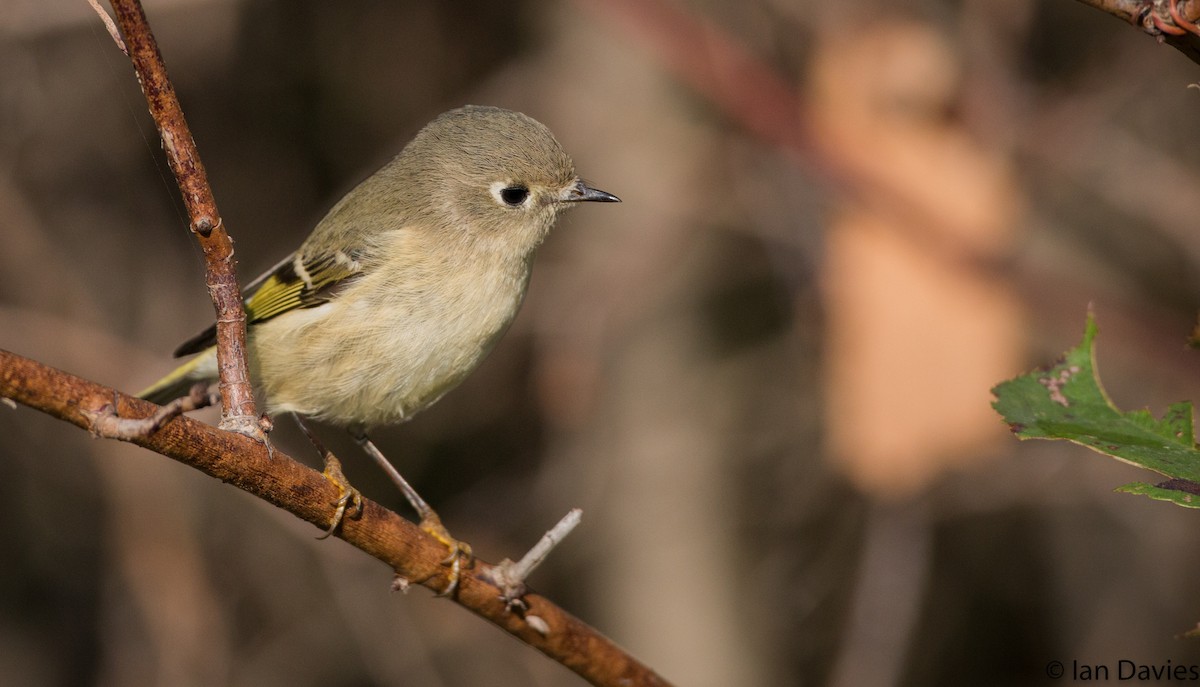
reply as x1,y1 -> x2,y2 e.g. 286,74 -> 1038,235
991,312 -> 1200,506
1114,482 -> 1200,509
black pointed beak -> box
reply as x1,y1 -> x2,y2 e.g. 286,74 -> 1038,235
565,180 -> 620,203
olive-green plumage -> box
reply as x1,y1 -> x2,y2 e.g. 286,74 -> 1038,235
139,105 -> 618,429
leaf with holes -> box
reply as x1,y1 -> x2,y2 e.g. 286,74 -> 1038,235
991,312 -> 1200,507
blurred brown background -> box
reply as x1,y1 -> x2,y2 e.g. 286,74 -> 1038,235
4,1 -> 1200,685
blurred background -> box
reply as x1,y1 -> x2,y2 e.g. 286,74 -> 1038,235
4,0 -> 1200,685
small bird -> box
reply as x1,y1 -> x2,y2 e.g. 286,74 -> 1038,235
139,105 -> 619,589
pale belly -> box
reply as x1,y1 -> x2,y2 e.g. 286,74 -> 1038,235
248,268 -> 528,428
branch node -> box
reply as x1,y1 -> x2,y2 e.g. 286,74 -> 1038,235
218,413 -> 263,435
219,414 -> 275,458
482,508 -> 582,612
194,216 -> 218,238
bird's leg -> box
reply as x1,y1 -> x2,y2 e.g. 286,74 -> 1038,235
353,432 -> 472,596
294,416 -> 363,538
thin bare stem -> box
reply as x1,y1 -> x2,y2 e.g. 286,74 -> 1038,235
484,509 -> 583,610
87,0 -> 127,54
1070,0 -> 1200,64
84,383 -> 216,439
508,508 -> 583,583
1074,0 -> 1153,24
105,0 -> 259,435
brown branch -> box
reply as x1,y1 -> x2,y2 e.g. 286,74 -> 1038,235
1075,0 -> 1200,66
1075,0 -> 1157,23
0,348 -> 671,687
106,0 -> 258,435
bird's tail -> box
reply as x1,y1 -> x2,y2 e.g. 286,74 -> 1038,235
136,348 -> 218,405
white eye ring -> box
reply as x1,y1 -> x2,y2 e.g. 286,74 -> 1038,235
491,181 -> 531,208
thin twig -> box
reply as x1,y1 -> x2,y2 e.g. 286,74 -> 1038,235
84,383 -> 216,439
0,349 -> 670,687
1073,0 -> 1154,25
507,508 -> 583,583
483,509 -> 583,611
87,0 -> 127,54
105,0 -> 259,436
1073,0 -> 1200,64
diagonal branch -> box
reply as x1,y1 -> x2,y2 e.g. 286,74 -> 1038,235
0,349 -> 670,687
1074,0 -> 1200,66
106,0 -> 258,435
1075,0 -> 1160,23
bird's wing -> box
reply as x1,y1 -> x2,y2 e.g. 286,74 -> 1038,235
172,248 -> 364,357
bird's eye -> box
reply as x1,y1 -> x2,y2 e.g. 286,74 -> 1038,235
499,185 -> 530,206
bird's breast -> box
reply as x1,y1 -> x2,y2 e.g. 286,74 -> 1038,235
250,244 -> 533,428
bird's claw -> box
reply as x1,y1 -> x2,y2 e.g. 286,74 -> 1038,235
421,514 -> 473,597
317,453 -> 364,539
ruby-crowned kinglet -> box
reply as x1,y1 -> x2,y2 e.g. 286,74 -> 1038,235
139,105 -> 618,428
140,106 -> 617,584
